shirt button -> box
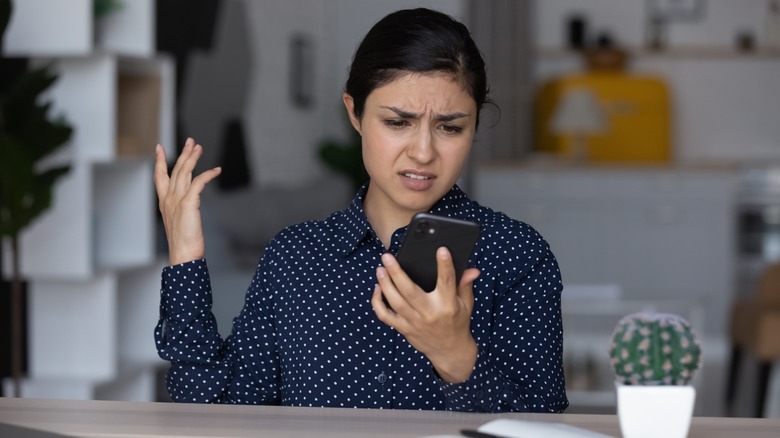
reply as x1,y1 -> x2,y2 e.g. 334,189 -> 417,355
377,372 -> 388,384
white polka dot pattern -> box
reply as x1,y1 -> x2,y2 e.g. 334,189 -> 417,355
155,185 -> 568,412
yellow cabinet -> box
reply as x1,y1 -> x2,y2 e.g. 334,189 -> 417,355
534,73 -> 672,162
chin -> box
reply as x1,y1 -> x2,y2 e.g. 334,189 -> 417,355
397,193 -> 442,214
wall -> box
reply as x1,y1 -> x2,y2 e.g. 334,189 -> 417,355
239,0 -> 333,188
186,0 -> 780,184
181,0 -> 466,189
533,0 -> 780,164
536,0 -> 768,48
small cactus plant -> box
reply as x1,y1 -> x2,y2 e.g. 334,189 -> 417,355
609,312 -> 702,386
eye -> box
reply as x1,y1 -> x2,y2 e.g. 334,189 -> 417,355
440,124 -> 463,134
384,119 -> 410,129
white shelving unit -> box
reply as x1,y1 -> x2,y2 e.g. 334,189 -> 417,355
2,0 -> 173,401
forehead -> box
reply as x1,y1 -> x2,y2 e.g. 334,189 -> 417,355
368,72 -> 476,111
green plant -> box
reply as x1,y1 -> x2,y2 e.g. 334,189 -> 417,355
0,0 -> 73,397
608,312 -> 702,386
317,114 -> 367,192
94,0 -> 123,19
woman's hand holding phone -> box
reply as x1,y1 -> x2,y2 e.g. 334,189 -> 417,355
154,138 -> 222,266
372,247 -> 480,384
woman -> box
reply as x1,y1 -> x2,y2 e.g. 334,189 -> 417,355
154,7 -> 568,413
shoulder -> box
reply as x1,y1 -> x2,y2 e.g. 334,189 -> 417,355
466,200 -> 551,258
464,200 -> 563,291
463,200 -> 559,284
261,210 -> 350,257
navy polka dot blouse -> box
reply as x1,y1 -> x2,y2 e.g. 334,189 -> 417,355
155,185 -> 568,412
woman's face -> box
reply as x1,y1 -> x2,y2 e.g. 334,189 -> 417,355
344,72 -> 477,224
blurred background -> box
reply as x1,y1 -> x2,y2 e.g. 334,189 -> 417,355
2,0 -> 780,419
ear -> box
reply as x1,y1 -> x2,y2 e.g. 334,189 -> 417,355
342,93 -> 362,135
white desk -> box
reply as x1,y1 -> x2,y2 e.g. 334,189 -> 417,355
1,397 -> 779,437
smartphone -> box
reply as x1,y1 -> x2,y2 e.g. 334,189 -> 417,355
395,212 -> 481,292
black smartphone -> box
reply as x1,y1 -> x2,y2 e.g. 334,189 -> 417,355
395,212 -> 481,292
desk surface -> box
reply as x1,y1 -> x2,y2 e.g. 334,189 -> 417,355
1,397 -> 779,438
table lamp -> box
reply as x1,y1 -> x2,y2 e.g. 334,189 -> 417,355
550,87 -> 606,160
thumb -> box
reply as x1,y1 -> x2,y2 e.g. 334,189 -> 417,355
458,268 -> 480,310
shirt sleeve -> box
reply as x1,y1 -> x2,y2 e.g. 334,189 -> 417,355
436,247 -> 568,413
154,258 -> 281,404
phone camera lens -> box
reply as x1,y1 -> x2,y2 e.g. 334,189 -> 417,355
416,221 -> 431,238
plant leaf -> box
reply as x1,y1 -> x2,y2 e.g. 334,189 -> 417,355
0,64 -> 73,238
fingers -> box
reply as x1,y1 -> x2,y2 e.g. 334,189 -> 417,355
153,144 -> 170,200
379,253 -> 418,308
458,268 -> 480,313
155,138 -> 221,217
459,268 -> 480,287
375,263 -> 405,313
378,249 -> 461,311
376,250 -> 476,323
371,284 -> 398,323
434,247 -> 457,291
163,138 -> 222,199
168,138 -> 196,191
185,166 -> 222,203
171,139 -> 204,196
435,247 -> 480,298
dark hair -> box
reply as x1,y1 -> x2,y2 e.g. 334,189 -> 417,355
345,8 -> 491,128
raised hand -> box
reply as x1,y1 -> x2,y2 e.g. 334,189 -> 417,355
372,247 -> 480,383
154,138 -> 222,266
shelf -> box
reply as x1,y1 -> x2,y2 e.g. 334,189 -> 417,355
36,54 -> 174,162
93,161 -> 155,271
117,56 -> 176,158
3,262 -> 168,400
4,54 -> 173,280
116,261 -> 169,365
536,47 -> 780,60
7,163 -> 94,279
29,275 -> 118,380
39,55 -> 117,162
3,0 -> 92,56
6,159 -> 156,280
3,0 -> 155,57
95,0 -> 156,57
2,0 -> 171,403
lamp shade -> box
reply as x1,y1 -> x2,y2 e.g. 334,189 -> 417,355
550,87 -> 606,135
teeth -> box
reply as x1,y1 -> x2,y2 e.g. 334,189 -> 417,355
404,173 -> 430,180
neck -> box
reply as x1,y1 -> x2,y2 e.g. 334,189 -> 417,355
365,204 -> 412,250
363,189 -> 428,249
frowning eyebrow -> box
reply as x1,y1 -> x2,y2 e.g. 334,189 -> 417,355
381,106 -> 469,122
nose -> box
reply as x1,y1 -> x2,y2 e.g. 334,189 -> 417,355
406,126 -> 435,164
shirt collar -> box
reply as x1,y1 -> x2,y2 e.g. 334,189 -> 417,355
428,184 -> 472,219
336,184 -> 373,256
335,183 -> 472,256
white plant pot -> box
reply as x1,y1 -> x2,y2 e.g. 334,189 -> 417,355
616,383 -> 695,438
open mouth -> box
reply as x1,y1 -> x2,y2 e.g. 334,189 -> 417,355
403,173 -> 431,180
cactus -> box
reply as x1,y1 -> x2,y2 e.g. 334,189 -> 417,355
609,312 -> 702,386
